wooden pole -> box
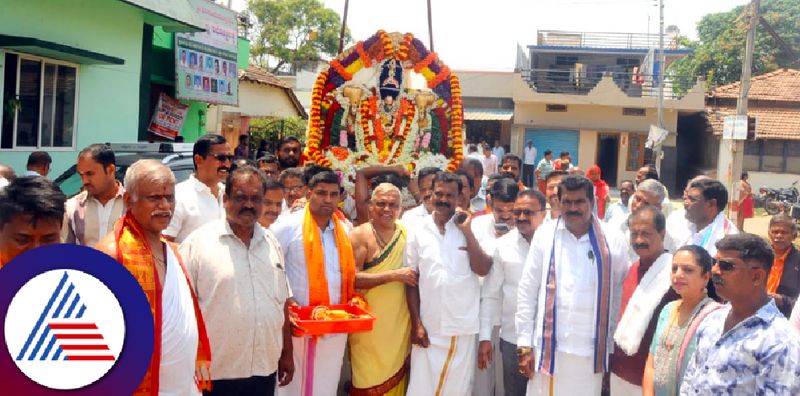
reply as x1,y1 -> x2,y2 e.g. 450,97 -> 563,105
427,0 -> 434,52
338,0 -> 350,55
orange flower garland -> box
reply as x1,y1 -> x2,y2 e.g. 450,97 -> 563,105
428,64 -> 451,89
355,42 -> 372,67
329,59 -> 353,81
397,33 -> 414,61
305,70 -> 332,167
448,74 -> 464,170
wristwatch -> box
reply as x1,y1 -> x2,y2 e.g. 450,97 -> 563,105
516,346 -> 533,356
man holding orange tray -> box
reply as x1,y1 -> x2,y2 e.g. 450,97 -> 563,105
271,166 -> 356,396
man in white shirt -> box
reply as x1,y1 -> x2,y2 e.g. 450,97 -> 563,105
516,175 -> 628,395
479,189 -> 547,396
405,172 -> 492,395
481,143 -> 499,176
460,158 -> 487,212
180,164 -> 293,395
609,179 -> 678,260
680,178 -> 738,256
666,175 -> 711,247
63,144 -> 125,247
164,134 -> 232,242
471,178 -> 519,396
492,140 -> 505,161
277,167 -> 307,215
534,150 -> 554,194
523,140 -> 537,188
0,164 -> 14,192
603,180 -> 633,225
400,167 -> 441,228
271,168 -> 355,396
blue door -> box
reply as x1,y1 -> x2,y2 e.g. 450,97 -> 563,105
523,129 -> 580,165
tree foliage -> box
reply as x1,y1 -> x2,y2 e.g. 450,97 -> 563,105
249,116 -> 307,147
247,0 -> 350,74
669,0 -> 800,89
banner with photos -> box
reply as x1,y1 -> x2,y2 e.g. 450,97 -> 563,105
175,0 -> 238,105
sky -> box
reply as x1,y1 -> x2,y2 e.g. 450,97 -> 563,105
229,0 -> 750,70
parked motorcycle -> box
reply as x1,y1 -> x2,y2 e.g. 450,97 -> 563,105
760,180 -> 799,215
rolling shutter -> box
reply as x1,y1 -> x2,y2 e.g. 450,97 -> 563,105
524,128 -> 580,164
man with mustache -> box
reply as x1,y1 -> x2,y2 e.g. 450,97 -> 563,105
278,168 -> 306,215
680,234 -> 800,395
472,177 -> 520,396
0,176 -> 65,267
459,158 -> 487,212
405,172 -> 492,395
603,180 -> 633,225
62,144 -> 125,247
516,175 -> 628,395
665,175 -> 711,246
610,206 -> 678,395
679,179 -> 738,257
479,189 -> 547,395
271,168 -> 355,396
766,214 -> 800,317
348,183 -> 415,395
180,165 -> 293,394
259,179 -> 284,229
610,179 -> 678,260
276,136 -> 302,170
97,160 -> 212,395
400,167 -> 441,228
165,134 -> 232,242
542,170 -> 568,223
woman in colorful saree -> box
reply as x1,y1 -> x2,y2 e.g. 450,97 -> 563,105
642,245 -> 721,396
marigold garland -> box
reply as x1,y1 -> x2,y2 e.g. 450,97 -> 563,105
428,65 -> 451,89
413,51 -> 438,73
355,42 -> 372,67
329,60 -> 353,81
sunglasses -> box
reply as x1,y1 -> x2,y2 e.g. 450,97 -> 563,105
713,258 -> 761,272
211,154 -> 234,162
512,209 -> 543,216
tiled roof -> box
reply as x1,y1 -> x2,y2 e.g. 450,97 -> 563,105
706,105 -> 800,140
238,66 -> 292,89
710,68 -> 800,101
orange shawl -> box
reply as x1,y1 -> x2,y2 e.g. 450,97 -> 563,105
302,204 -> 356,306
112,211 -> 212,395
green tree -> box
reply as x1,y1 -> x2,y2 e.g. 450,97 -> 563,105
249,116 -> 307,148
247,0 -> 350,74
670,0 -> 800,89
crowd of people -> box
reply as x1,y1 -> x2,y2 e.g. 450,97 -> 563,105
1,134 -> 800,396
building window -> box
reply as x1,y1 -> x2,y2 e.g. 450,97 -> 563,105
626,133 -> 645,171
546,104 -> 567,112
1,51 -> 78,149
622,107 -> 646,116
743,140 -> 800,173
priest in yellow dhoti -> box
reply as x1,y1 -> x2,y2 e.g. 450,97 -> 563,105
348,183 -> 414,395
97,159 -> 212,396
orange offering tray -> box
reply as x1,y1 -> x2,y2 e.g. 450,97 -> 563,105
291,304 -> 376,336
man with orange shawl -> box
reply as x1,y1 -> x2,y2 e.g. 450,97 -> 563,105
271,166 -> 356,396
97,159 -> 211,395
348,183 -> 415,395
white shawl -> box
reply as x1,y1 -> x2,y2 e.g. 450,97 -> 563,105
613,252 -> 673,356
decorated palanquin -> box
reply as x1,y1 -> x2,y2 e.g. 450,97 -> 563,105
304,30 -> 465,184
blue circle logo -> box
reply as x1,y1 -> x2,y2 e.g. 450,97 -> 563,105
0,244 -> 154,395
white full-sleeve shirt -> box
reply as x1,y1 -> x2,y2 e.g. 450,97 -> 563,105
480,229 -> 531,344
515,218 -> 629,357
405,214 -> 481,336
164,175 -> 224,242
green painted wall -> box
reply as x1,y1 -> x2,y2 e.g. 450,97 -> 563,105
0,0 -> 146,177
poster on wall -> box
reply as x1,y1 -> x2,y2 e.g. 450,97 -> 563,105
148,93 -> 189,140
175,0 -> 238,106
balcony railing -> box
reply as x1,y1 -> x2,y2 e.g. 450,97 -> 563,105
536,30 -> 682,50
520,68 -> 698,100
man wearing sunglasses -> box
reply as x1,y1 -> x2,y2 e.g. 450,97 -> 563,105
165,133 -> 232,242
479,189 -> 546,395
680,233 -> 800,395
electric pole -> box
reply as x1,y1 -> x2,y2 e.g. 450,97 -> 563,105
717,0 -> 759,219
654,0 -> 665,174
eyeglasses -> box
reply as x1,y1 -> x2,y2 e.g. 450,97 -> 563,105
512,209 -> 542,216
211,154 -> 234,162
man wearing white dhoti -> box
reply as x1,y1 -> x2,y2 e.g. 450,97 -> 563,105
406,172 -> 492,395
515,175 -> 628,395
271,167 -> 356,396
180,165 -> 293,395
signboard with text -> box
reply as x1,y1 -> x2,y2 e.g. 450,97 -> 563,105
723,115 -> 748,140
148,93 -> 189,140
175,0 -> 238,106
